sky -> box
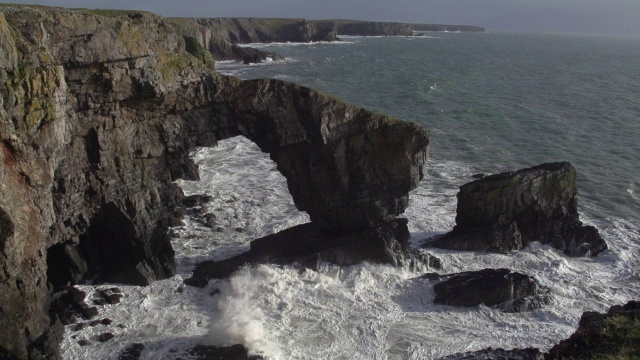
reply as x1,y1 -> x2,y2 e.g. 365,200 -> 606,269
3,0 -> 640,37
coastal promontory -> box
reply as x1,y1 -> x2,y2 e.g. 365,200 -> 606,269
0,5 -> 429,358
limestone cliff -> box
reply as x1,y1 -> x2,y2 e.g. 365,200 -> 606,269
0,5 -> 429,359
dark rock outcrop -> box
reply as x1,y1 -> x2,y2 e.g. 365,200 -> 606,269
189,344 -> 264,360
0,5 -> 429,358
186,218 -> 414,286
119,343 -> 145,360
546,300 -> 640,359
438,347 -> 543,360
426,268 -> 550,312
429,162 -> 607,256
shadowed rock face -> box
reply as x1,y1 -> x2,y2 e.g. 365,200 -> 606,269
430,162 -> 607,256
426,268 -> 551,313
0,6 -> 429,358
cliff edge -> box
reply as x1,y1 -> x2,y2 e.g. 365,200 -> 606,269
0,5 -> 428,359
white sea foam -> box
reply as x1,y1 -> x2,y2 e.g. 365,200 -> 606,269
238,40 -> 356,49
61,136 -> 640,359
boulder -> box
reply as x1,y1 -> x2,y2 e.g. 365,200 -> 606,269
186,218 -> 418,286
427,268 -> 550,312
438,347 -> 543,360
429,162 -> 607,256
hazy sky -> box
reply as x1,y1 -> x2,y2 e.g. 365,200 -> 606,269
4,0 -> 640,37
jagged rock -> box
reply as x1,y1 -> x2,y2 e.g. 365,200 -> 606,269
438,347 -> 543,360
545,300 -> 640,359
186,218 -> 415,286
188,344 -> 264,360
427,269 -> 550,312
0,5 -> 428,358
97,287 -> 123,304
429,162 -> 607,256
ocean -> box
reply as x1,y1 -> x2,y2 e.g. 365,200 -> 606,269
62,32 -> 640,359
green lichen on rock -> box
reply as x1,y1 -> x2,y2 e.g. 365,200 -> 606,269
183,35 -> 215,71
4,64 -> 63,135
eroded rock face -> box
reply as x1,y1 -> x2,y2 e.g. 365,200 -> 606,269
430,162 -> 607,256
425,268 -> 550,312
0,6 -> 429,358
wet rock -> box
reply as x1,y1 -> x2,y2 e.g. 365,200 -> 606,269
201,213 -> 217,228
77,340 -> 90,347
430,268 -> 550,312
182,194 -> 212,208
429,162 -> 607,256
119,343 -> 145,360
546,300 -> 640,359
98,333 -> 114,343
97,288 -> 123,305
80,305 -> 98,320
438,347 -> 543,360
92,298 -> 107,306
186,219 -> 414,286
188,344 -> 264,360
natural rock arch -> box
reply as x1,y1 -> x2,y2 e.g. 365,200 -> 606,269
186,77 -> 429,234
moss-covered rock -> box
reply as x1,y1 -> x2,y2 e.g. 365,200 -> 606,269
546,301 -> 640,359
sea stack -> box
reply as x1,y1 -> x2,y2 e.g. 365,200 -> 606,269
429,162 -> 607,256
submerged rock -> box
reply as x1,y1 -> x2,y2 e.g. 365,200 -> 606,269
188,344 -> 264,360
185,218 -> 418,286
118,343 -> 144,360
438,347 -> 543,360
427,268 -> 550,312
429,162 -> 607,256
545,300 -> 640,359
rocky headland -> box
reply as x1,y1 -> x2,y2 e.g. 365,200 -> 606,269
168,17 -> 485,63
0,5 -> 428,358
0,4 -> 631,360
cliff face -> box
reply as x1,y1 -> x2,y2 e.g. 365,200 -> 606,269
332,21 -> 414,36
411,24 -> 485,32
0,6 -> 429,359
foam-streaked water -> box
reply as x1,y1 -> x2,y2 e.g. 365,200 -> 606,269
62,32 -> 640,359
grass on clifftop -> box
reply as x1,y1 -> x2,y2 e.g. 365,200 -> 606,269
596,315 -> 640,359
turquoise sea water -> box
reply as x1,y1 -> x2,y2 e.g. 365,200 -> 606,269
221,32 -> 640,225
